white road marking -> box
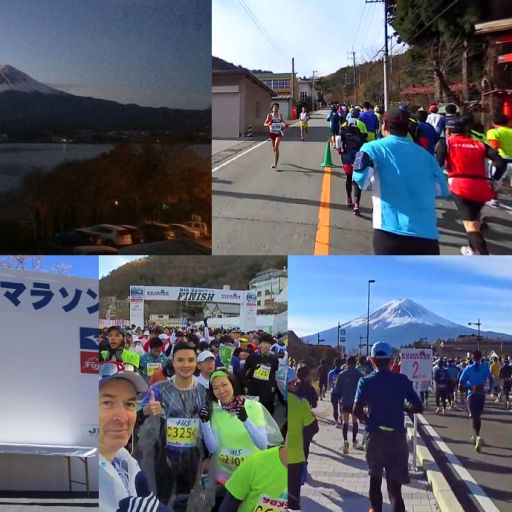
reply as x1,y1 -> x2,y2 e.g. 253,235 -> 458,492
212,140 -> 268,173
417,414 -> 500,512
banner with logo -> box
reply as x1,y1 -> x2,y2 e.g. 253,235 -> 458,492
0,269 -> 98,491
240,291 -> 257,331
400,348 -> 433,394
129,285 -> 145,329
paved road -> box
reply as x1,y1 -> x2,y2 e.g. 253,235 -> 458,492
212,110 -> 512,255
298,395 -> 437,512
0,494 -> 97,511
419,396 -> 512,512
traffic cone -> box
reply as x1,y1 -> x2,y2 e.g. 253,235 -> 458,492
321,139 -> 334,167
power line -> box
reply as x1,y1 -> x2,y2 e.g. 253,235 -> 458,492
237,0 -> 288,59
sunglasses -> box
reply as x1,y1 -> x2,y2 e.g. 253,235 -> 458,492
99,361 -> 137,378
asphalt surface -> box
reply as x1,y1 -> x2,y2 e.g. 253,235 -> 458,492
419,396 -> 512,512
212,109 -> 512,255
0,493 -> 97,511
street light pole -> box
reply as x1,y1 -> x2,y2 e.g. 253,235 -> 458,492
337,321 -> 340,351
366,279 -> 376,356
468,318 -> 482,351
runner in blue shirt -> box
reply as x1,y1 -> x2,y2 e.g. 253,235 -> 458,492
353,110 -> 450,255
359,102 -> 380,141
353,341 -> 423,512
459,350 -> 493,452
328,358 -> 344,427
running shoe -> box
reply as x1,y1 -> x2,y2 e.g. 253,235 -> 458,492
335,422 -> 342,429
271,164 -> 276,168
353,439 -> 358,450
485,199 -> 502,208
460,246 -> 476,256
435,407 -> 441,415
347,197 -> 353,206
343,441 -> 349,454
471,435 -> 476,443
475,436 -> 483,452
354,203 -> 361,216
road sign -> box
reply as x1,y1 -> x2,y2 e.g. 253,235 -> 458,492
400,348 -> 433,394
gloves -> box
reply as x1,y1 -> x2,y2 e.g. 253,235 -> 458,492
236,404 -> 248,422
199,404 -> 211,423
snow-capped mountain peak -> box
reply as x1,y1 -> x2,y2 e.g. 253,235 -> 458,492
0,64 -> 62,94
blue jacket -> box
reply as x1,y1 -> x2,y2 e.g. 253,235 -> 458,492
459,362 -> 493,395
353,135 -> 450,240
359,111 -> 379,133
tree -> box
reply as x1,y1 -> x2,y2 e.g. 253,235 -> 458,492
0,256 -> 70,274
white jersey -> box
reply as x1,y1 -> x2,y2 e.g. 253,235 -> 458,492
300,112 -> 309,122
269,114 -> 283,134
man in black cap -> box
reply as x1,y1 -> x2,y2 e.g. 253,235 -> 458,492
353,110 -> 450,255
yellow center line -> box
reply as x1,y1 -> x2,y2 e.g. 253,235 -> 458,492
314,164 -> 331,255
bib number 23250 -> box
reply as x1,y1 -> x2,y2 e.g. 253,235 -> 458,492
166,418 -> 199,448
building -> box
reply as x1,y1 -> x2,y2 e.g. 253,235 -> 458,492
212,57 -> 275,139
203,302 -> 241,318
474,0 -> 512,119
253,71 -> 299,118
249,268 -> 288,313
435,334 -> 512,358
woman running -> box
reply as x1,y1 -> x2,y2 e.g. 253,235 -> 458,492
264,102 -> 289,168
299,106 -> 310,141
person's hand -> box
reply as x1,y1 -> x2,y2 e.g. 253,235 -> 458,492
199,404 -> 211,423
236,399 -> 248,422
145,389 -> 162,416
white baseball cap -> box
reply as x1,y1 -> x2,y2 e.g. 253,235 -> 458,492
198,351 -> 215,363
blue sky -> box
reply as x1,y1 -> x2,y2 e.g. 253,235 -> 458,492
0,0 -> 210,109
289,257 -> 512,337
213,0 -> 403,77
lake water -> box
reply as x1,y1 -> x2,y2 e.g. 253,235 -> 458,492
0,143 -> 210,191
0,144 -> 115,191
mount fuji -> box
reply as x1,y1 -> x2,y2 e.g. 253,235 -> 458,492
0,65 -> 208,136
302,298 -> 512,350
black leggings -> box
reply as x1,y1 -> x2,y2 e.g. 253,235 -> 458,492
373,229 -> 440,255
346,174 -> 361,202
369,475 -> 405,512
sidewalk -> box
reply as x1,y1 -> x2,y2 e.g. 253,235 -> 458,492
300,396 -> 438,512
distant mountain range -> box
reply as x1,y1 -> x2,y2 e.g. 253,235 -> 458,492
0,64 -> 209,135
302,298 -> 512,350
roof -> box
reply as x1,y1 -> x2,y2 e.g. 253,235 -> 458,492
475,17 -> 512,34
212,57 -> 274,95
254,72 -> 292,79
203,303 -> 240,315
273,95 -> 293,100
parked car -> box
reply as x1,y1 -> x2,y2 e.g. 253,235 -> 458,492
87,224 -> 133,246
54,228 -> 104,247
184,221 -> 209,237
140,221 -> 176,242
119,225 -> 145,244
167,223 -> 201,240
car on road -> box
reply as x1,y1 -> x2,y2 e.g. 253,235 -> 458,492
54,228 -> 104,247
140,221 -> 176,242
119,225 -> 145,244
167,223 -> 202,240
87,224 -> 133,246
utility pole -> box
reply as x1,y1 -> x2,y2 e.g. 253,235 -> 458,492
347,50 -> 357,104
366,0 -> 390,110
291,57 -> 295,104
468,319 -> 482,352
359,336 -> 366,356
366,279 -> 376,356
337,322 -> 340,351
312,70 -> 317,111
317,333 -> 325,346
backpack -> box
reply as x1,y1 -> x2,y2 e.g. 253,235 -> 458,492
436,367 -> 448,388
343,124 -> 366,153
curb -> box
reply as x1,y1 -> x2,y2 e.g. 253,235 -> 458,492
406,418 -> 464,512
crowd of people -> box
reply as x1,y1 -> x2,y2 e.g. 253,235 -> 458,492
263,98 -> 512,255
99,320 -> 288,512
288,343 -> 510,512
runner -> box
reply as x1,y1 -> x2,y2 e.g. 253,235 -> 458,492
200,369 -> 282,511
218,444 -> 287,512
139,337 -> 169,382
353,341 -> 423,512
499,357 -> 512,409
416,109 -> 440,155
359,102 -> 379,141
196,350 -> 216,389
295,365 -> 318,409
433,359 -> 449,415
99,362 -> 169,512
426,103 -> 446,137
339,115 -> 368,215
486,113 -> 512,188
436,116 -> 506,255
299,106 -> 310,141
316,359 -> 329,399
100,326 -> 141,369
264,102 -> 289,169
353,109 -> 450,255
242,333 -> 279,414
326,105 -> 343,148
328,358 -> 344,427
140,342 -> 207,508
333,356 -> 362,454
490,356 -> 502,402
458,350 -> 493,452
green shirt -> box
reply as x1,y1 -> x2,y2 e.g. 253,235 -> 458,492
288,392 -> 315,464
225,446 -> 287,512
100,348 -> 140,368
487,126 -> 512,158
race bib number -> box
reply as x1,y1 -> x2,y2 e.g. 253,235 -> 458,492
254,364 -> 271,381
253,495 -> 288,512
271,122 -> 282,133
146,362 -> 162,376
218,448 -> 250,470
166,418 -> 199,448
